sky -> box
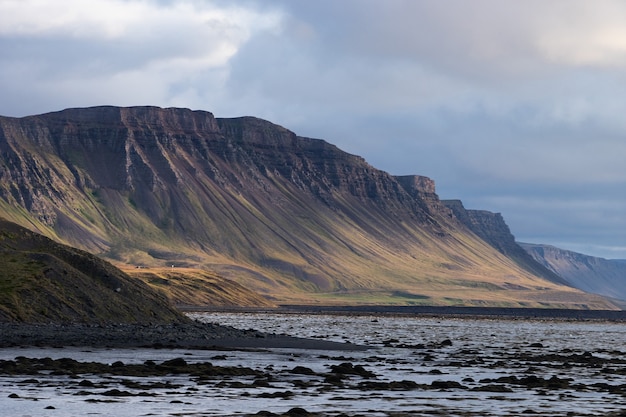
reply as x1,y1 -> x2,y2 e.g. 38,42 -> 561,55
1,0 -> 625,259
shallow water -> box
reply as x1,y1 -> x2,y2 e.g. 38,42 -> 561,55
1,313 -> 625,416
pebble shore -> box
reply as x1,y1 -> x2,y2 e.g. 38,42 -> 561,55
0,321 -> 365,350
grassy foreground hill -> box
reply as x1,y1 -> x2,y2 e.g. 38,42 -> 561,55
0,217 -> 272,322
0,106 -> 619,309
0,217 -> 186,323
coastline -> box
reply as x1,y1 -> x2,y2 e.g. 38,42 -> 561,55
0,321 -> 367,351
2,305 -> 624,351
182,304 -> 626,321
1,312 -> 625,417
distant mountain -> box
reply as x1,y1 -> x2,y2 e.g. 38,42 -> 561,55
0,106 -> 617,309
520,243 -> 626,303
0,217 -> 185,323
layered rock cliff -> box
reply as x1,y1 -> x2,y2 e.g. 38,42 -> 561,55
443,200 -> 569,286
0,106 -> 617,309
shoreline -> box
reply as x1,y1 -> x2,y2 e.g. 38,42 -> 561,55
2,305 -> 624,351
1,313 -> 624,417
182,304 -> 626,321
0,321 -> 367,351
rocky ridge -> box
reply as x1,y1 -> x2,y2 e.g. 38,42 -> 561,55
444,200 -> 570,286
0,106 -> 618,309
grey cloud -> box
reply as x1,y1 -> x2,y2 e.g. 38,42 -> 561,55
0,0 -> 624,259
479,192 -> 626,259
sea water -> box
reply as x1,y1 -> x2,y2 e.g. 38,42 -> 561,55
0,312 -> 624,416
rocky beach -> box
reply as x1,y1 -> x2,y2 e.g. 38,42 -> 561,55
1,312 -> 626,416
0,320 -> 364,351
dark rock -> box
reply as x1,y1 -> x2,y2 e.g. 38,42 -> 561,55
102,389 -> 134,397
482,374 -> 571,390
161,358 -> 187,367
440,339 -> 453,347
19,378 -> 39,384
257,391 -> 293,399
78,379 -> 94,387
252,379 -> 271,387
290,366 -> 316,375
471,384 -> 513,392
430,380 -> 466,389
284,407 -> 312,416
330,362 -> 375,378
324,374 -> 345,385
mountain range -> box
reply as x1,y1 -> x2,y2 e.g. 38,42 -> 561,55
0,106 -> 620,310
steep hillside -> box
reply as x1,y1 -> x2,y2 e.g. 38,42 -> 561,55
520,243 -> 626,303
127,267 -> 276,308
443,200 -> 569,286
0,217 -> 186,323
0,106 -> 617,309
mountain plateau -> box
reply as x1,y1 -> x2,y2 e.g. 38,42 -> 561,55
0,106 -> 618,309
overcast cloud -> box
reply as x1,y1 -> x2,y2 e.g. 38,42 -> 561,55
1,0 -> 624,259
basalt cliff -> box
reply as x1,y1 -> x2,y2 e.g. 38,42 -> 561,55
443,200 -> 570,286
0,106 -> 617,309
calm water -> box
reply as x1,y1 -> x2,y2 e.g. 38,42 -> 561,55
1,312 -> 625,416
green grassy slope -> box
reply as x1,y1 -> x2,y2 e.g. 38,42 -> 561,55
127,267 -> 276,308
0,217 -> 186,323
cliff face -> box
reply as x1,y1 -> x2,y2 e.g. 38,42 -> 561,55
521,243 -> 626,303
443,200 -> 569,286
0,106 -> 617,309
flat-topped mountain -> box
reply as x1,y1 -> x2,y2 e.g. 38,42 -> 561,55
0,106 -> 617,309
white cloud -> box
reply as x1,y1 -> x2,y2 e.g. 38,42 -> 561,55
0,0 -> 280,41
334,0 -> 626,75
532,2 -> 626,68
0,0 -> 154,38
0,0 -> 283,115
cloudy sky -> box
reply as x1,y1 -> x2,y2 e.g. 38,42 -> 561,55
1,0 -> 625,259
